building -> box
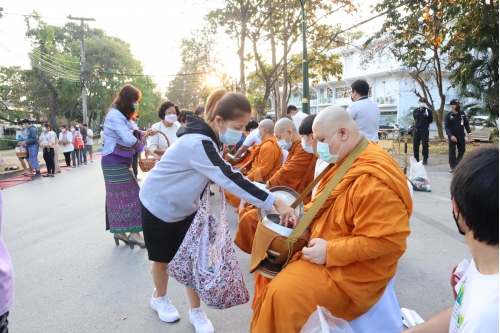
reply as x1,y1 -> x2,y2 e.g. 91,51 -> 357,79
270,38 -> 458,130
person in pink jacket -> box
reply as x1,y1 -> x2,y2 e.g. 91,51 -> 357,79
0,191 -> 14,331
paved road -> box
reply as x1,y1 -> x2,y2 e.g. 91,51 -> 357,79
2,156 -> 468,332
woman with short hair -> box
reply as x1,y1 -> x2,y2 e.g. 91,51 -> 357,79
149,101 -> 181,157
39,122 -> 57,177
177,110 -> 194,125
59,125 -> 74,168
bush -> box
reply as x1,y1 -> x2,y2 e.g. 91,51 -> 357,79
0,135 -> 18,151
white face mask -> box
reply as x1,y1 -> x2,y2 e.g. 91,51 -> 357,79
71,128 -> 75,132
164,114 -> 177,124
278,131 -> 292,150
317,130 -> 343,164
301,138 -> 314,154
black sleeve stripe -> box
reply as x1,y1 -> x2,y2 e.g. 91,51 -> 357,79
201,140 -> 269,202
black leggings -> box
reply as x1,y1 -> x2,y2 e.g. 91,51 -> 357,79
63,152 -> 71,167
43,148 -> 55,174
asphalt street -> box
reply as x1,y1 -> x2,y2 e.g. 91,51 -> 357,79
2,156 -> 469,332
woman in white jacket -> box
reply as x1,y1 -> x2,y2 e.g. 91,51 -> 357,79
58,125 -> 74,168
39,122 -> 57,177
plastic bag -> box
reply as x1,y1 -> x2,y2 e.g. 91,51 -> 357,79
409,157 -> 431,192
300,306 -> 354,333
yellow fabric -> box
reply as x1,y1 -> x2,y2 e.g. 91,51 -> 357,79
247,137 -> 282,182
250,141 -> 413,333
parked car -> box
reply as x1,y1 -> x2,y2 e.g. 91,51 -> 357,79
378,120 -> 397,140
469,116 -> 497,141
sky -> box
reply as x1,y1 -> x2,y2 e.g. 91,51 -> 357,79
0,0 -> 381,94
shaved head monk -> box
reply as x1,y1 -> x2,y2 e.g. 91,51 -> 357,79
226,119 -> 283,207
250,106 -> 412,332
235,117 -> 317,253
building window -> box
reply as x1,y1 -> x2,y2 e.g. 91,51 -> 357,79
368,85 -> 373,97
336,87 -> 350,99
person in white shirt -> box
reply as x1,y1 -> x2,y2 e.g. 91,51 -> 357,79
346,80 -> 381,142
287,105 -> 308,132
406,147 -> 498,333
234,127 -> 262,158
58,125 -> 74,168
84,124 -> 94,162
149,101 -> 181,157
100,128 -> 105,147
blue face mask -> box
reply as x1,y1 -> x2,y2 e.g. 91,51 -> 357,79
317,130 -> 343,164
133,103 -> 138,110
42,127 -> 47,132
301,138 -> 314,154
278,131 -> 292,150
219,120 -> 243,145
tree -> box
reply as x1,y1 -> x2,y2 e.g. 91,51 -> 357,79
370,0 -> 457,139
446,0 -> 499,120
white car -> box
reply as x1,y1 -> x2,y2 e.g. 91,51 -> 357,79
469,116 -> 497,141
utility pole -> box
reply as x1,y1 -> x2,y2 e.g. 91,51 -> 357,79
299,0 -> 309,115
67,15 -> 95,124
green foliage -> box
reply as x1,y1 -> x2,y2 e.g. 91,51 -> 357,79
0,136 -> 18,150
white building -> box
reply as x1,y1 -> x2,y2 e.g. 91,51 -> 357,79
270,39 -> 458,130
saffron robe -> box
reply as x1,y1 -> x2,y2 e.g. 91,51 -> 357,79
234,140 -> 317,254
250,141 -> 413,333
226,137 -> 282,208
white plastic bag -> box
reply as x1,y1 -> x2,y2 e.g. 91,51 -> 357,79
409,157 -> 431,192
300,306 -> 355,333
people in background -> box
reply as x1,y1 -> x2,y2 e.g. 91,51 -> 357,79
71,125 -> 83,168
177,110 -> 194,125
39,122 -> 57,178
100,127 -> 105,147
445,99 -> 471,173
84,124 -> 94,162
194,105 -> 205,119
16,121 -> 33,176
405,148 -> 498,333
52,124 -> 61,174
149,101 -> 181,157
76,120 -> 87,165
236,120 -> 258,152
21,119 -> 42,180
346,79 -> 381,142
287,105 -> 307,132
412,97 -> 433,165
234,120 -> 262,158
130,116 -> 140,181
59,125 -> 74,169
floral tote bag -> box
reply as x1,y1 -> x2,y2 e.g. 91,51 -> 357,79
167,186 -> 250,309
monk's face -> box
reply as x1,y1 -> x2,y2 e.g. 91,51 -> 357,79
314,125 -> 348,160
275,129 -> 291,143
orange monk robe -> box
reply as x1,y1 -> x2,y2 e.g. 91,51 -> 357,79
226,138 -> 282,208
250,141 -> 413,333
234,140 -> 317,254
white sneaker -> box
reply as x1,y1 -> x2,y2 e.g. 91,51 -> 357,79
150,289 -> 180,323
189,307 -> 214,333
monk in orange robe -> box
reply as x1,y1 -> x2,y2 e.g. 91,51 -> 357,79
250,106 -> 413,333
226,119 -> 282,207
235,117 -> 317,254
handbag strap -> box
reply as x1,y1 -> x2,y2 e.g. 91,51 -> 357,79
273,137 -> 369,265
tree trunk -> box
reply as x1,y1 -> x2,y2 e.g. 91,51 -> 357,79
36,42 -> 59,132
269,1 -> 281,119
280,2 -> 289,119
238,1 -> 247,95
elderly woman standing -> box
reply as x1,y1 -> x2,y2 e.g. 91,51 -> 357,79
102,84 -> 153,248
149,102 -> 181,157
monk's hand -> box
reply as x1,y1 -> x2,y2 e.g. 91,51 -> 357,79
302,238 -> 328,265
273,197 -> 299,228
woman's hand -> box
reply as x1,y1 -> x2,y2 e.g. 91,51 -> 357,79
273,197 -> 299,228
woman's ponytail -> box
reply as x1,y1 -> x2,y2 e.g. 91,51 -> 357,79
205,88 -> 227,123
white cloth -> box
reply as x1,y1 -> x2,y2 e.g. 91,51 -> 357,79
347,97 -> 381,142
281,149 -> 289,166
129,120 -> 139,131
39,131 -> 56,147
149,121 -> 181,151
292,112 -> 308,131
449,259 -> 499,333
312,159 -> 329,198
242,129 -> 262,147
58,132 -> 74,153
349,277 -> 402,333
100,130 -> 104,145
86,129 -> 94,145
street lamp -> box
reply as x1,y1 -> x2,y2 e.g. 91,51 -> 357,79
299,0 -> 309,115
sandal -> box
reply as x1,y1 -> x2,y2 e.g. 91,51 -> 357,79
42,174 -> 50,178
